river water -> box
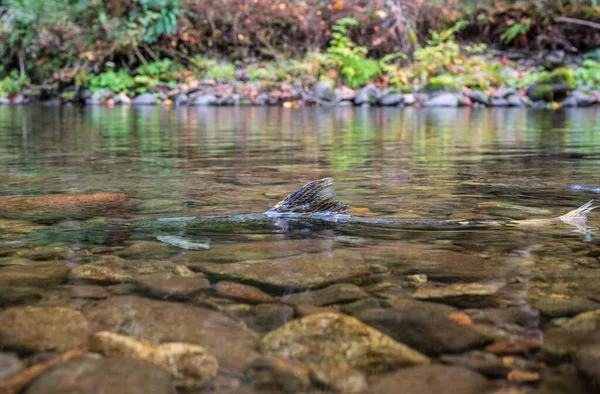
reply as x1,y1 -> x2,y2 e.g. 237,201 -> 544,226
1,106 -> 600,393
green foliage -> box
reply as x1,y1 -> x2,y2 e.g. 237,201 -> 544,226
193,56 -> 236,81
500,18 -> 531,45
538,67 -> 576,89
427,20 -> 469,46
573,59 -> 600,89
530,84 -> 555,101
84,69 -> 136,94
423,75 -> 461,92
0,69 -> 30,95
131,0 -> 181,44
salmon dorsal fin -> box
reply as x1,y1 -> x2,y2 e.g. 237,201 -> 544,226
265,178 -> 350,215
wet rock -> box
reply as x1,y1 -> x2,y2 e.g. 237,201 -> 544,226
507,94 -> 526,107
281,283 -> 368,306
295,304 -> 338,317
575,332 -> 600,387
0,352 -> 22,380
70,255 -> 192,284
369,365 -> 490,394
314,81 -> 334,101
134,272 -> 210,298
132,93 -> 157,106
190,94 -> 217,106
403,93 -> 416,105
121,241 -> 172,259
334,87 -> 355,102
17,245 -> 70,260
412,282 -> 503,308
0,97 -> 10,105
67,285 -> 110,299
440,350 -> 539,378
0,262 -> 69,287
467,306 -> 539,329
25,357 -> 175,394
90,331 -> 219,384
254,93 -> 270,106
0,306 -> 89,352
356,303 -> 482,355
0,287 -> 41,307
114,92 -> 132,105
0,192 -> 128,219
86,88 -> 113,105
11,94 -> 25,105
485,337 -> 541,355
174,93 -> 188,106
564,90 -> 595,107
82,295 -> 259,372
0,219 -> 46,235
423,93 -> 458,107
246,356 -> 311,393
214,281 -> 275,303
261,313 -> 429,392
379,93 -> 403,106
254,304 -> 294,332
541,309 -> 600,361
537,364 -> 590,394
544,49 -> 566,68
195,250 -> 372,290
354,85 -> 379,105
468,91 -> 490,105
340,297 -> 381,315
530,296 -> 600,317
490,97 -> 509,106
494,87 -> 518,98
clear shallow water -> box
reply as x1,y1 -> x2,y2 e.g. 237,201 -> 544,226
2,106 -> 600,392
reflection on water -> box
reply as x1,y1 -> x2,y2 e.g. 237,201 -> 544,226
1,106 -> 600,392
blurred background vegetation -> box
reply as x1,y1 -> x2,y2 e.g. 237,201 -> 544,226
0,0 -> 600,95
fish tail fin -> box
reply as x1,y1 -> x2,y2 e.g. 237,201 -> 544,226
265,178 -> 350,215
559,200 -> 599,222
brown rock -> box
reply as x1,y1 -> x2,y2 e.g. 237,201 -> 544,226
0,193 -> 128,217
214,281 -> 275,303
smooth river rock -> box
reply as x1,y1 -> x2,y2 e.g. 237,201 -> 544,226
0,262 -> 69,287
281,283 -> 368,306
0,352 -> 23,380
90,331 -> 219,384
260,312 -> 429,392
355,303 -> 483,355
25,357 -> 175,394
369,365 -> 491,394
81,295 -> 259,372
541,309 -> 600,361
134,272 -> 210,298
195,250 -> 372,290
412,281 -> 504,308
0,306 -> 89,352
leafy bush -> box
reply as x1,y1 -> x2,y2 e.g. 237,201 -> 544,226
0,69 -> 30,95
84,69 -> 136,94
573,60 -> 600,89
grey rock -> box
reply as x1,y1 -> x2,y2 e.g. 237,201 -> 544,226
190,94 -> 217,106
490,97 -> 509,106
80,89 -> 92,100
25,357 -> 175,394
531,296 -> 600,318
571,90 -> 595,107
11,94 -> 25,105
0,97 -> 10,105
356,303 -> 482,355
545,49 -> 566,68
314,80 -> 334,101
423,93 -> 458,107
337,100 -> 353,107
174,93 -> 188,106
82,295 -> 259,372
254,93 -> 270,106
334,88 -> 355,102
379,93 -> 403,106
340,297 -> 382,315
494,87 -> 518,98
506,94 -> 525,107
403,93 -> 416,105
114,93 -> 132,105
562,95 -> 579,107
157,92 -> 168,101
0,352 -> 22,380
533,100 -> 549,109
86,88 -> 113,105
369,365 -> 491,394
216,94 -> 236,106
281,283 -> 368,306
354,85 -> 379,105
132,93 -> 157,106
468,91 -> 489,105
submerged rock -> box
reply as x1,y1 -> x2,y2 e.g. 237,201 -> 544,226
134,272 -> 210,298
412,281 -> 503,308
253,304 -> 294,332
25,357 -> 175,394
156,235 -> 210,251
355,302 -> 483,355
369,365 -> 491,394
214,281 -> 276,304
245,356 -> 312,393
121,241 -> 172,259
0,306 -> 89,352
0,192 -> 128,219
195,250 -> 372,290
260,312 -> 429,392
0,262 -> 69,287
69,255 -> 192,284
0,352 -> 23,380
541,309 -> 600,361
90,331 -> 219,384
281,283 -> 368,306
82,295 -> 259,372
